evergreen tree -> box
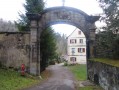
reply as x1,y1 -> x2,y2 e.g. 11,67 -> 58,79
96,0 -> 119,59
98,0 -> 119,31
16,0 -> 44,31
24,0 -> 44,13
54,33 -> 67,57
40,28 -> 57,71
95,31 -> 116,58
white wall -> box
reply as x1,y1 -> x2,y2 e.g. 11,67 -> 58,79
67,46 -> 86,55
68,56 -> 86,64
67,28 -> 86,64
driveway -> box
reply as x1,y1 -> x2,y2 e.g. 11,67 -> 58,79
25,63 -> 76,90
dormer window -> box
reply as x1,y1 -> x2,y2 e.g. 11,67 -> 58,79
78,31 -> 81,35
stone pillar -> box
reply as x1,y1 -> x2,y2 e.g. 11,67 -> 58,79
86,23 -> 96,80
89,24 -> 96,58
30,20 -> 38,75
26,13 -> 41,76
27,13 -> 41,76
86,16 -> 100,59
36,24 -> 42,76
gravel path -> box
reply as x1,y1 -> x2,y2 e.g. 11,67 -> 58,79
26,63 -> 76,90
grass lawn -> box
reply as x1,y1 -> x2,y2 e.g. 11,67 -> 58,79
91,58 -> 119,67
68,64 -> 87,81
80,86 -> 103,90
0,68 -> 50,90
67,64 -> 103,90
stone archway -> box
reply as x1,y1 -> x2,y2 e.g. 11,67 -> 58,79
27,6 -> 99,75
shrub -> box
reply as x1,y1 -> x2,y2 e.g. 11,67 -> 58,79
49,60 -> 55,65
64,61 -> 68,66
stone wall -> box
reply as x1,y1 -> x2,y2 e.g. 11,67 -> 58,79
88,60 -> 119,90
0,32 -> 30,69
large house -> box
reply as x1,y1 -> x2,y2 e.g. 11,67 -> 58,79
67,28 -> 86,64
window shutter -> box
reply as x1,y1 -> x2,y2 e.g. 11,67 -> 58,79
78,48 -> 82,52
79,39 -> 81,43
82,39 -> 83,43
83,48 -> 85,52
70,40 -> 71,43
75,39 -> 76,43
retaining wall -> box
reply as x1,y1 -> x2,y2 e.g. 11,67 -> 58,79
88,60 -> 119,90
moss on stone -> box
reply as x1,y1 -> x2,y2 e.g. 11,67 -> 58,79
90,58 -> 119,67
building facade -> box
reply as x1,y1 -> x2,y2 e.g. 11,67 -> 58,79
67,28 -> 86,64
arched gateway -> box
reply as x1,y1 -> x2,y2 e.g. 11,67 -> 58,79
27,6 -> 99,75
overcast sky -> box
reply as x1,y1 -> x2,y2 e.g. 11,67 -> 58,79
0,0 -> 103,36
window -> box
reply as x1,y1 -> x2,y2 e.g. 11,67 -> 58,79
78,31 -> 81,35
79,39 -> 83,43
70,39 -> 76,44
78,48 -> 85,53
71,48 -> 75,54
70,57 -> 76,62
78,48 -> 81,52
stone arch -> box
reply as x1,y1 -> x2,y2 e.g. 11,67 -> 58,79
42,21 -> 86,37
39,7 -> 99,38
27,6 -> 100,75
